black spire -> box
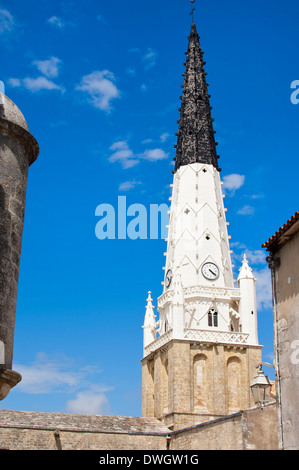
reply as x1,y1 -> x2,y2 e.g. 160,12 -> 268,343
174,23 -> 220,172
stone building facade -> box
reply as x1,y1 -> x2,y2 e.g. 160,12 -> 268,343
263,211 -> 299,450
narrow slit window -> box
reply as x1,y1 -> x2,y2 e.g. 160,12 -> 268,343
208,309 -> 218,327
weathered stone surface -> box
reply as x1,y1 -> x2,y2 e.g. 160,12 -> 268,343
0,93 -> 38,392
0,94 -> 28,131
169,403 -> 278,451
0,404 -> 278,450
0,368 -> 22,399
0,409 -> 171,434
142,339 -> 262,430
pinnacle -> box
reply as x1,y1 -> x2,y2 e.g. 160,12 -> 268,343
146,292 -> 153,305
238,254 -> 256,281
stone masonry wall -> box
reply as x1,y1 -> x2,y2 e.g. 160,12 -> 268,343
142,340 -> 262,430
0,428 -> 167,451
0,410 -> 169,450
274,228 -> 299,450
169,402 -> 279,451
0,403 -> 278,450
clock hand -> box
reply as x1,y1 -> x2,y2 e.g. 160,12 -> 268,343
209,269 -> 216,275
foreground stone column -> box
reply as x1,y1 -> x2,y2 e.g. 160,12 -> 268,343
0,91 -> 39,399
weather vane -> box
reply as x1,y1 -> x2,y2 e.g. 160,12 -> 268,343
190,0 -> 196,24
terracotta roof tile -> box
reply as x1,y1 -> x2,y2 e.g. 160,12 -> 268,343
262,211 -> 299,250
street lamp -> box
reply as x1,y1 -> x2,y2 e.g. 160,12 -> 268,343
250,363 -> 273,405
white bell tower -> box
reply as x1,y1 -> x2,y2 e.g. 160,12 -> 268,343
141,22 -> 262,430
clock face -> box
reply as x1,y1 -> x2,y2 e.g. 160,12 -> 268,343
165,269 -> 173,288
201,262 -> 219,281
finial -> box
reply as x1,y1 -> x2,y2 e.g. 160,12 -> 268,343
145,291 -> 155,319
0,81 -> 5,95
146,291 -> 153,307
238,253 -> 255,281
190,0 -> 196,24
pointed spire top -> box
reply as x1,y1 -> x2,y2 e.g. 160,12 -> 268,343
238,254 -> 256,281
174,17 -> 220,173
144,291 -> 156,328
143,291 -> 157,350
145,291 -> 155,316
146,291 -> 153,304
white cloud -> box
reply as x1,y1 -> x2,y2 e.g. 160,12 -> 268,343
8,57 -> 63,93
222,173 -> 245,195
0,8 -> 14,34
119,181 -> 141,192
9,76 -> 64,93
110,141 -> 128,151
8,78 -> 21,87
160,132 -> 170,143
14,352 -> 93,394
66,386 -> 111,415
142,47 -> 158,69
76,70 -> 120,112
128,47 -> 158,70
230,241 -> 247,250
253,267 -> 272,310
111,151 -> 139,169
33,57 -> 62,78
237,205 -> 255,216
142,148 -> 169,161
109,141 -> 169,169
250,193 -> 265,200
14,352 -> 113,414
230,243 -> 271,311
109,141 -> 139,169
244,249 -> 266,265
126,68 -> 136,77
47,16 -> 65,29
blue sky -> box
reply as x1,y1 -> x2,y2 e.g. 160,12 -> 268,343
0,0 -> 298,416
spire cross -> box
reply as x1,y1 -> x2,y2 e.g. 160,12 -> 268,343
190,0 -> 196,24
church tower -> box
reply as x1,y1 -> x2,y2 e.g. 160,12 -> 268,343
141,22 -> 262,431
